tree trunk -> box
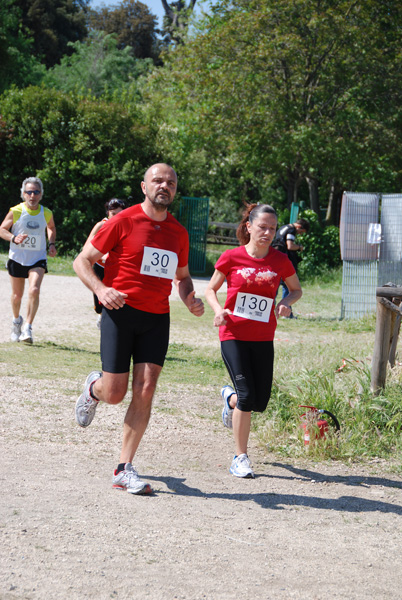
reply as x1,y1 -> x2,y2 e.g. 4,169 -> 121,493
161,0 -> 197,42
282,169 -> 302,210
305,175 -> 321,223
325,179 -> 342,226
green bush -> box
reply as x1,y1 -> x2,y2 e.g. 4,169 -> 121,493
297,209 -> 341,279
0,86 -> 158,253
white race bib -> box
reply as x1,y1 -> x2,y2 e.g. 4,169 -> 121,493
140,246 -> 178,280
19,234 -> 43,252
233,292 -> 273,322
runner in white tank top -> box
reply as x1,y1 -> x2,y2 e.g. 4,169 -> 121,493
0,177 -> 57,343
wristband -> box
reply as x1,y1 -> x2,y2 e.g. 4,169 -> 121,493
11,235 -> 16,243
49,242 -> 56,247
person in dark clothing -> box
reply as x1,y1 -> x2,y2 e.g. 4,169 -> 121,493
271,218 -> 309,317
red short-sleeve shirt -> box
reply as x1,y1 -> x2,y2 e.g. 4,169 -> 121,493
215,245 -> 295,341
91,204 -> 189,314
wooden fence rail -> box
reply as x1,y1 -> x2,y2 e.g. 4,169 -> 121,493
207,222 -> 239,245
371,283 -> 402,393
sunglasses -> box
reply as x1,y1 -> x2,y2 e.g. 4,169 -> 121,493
25,190 -> 41,196
108,200 -> 125,210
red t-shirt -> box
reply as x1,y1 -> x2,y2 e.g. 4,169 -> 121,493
91,203 -> 189,314
215,245 -> 295,341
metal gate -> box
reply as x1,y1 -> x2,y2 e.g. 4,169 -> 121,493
378,194 -> 402,286
178,196 -> 210,273
340,192 -> 380,319
340,192 -> 402,319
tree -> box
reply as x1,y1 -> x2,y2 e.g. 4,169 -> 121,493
42,31 -> 153,98
161,0 -> 197,44
0,0 -> 45,93
0,86 -> 158,252
14,0 -> 89,67
88,0 -> 161,61
145,0 -> 402,222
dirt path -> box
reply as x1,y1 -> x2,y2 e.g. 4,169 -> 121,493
0,270 -> 402,600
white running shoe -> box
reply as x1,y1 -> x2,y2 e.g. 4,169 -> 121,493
11,316 -> 23,342
221,385 -> 235,429
230,454 -> 255,478
19,324 -> 33,344
75,371 -> 102,427
112,463 -> 152,495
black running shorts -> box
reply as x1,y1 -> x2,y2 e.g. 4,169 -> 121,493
100,304 -> 170,373
7,258 -> 48,278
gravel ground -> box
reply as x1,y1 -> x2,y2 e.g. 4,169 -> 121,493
0,269 -> 402,600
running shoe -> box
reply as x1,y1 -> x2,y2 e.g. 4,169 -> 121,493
221,385 -> 235,429
75,371 -> 102,427
19,323 -> 33,344
229,454 -> 255,478
112,463 -> 152,495
11,316 -> 23,342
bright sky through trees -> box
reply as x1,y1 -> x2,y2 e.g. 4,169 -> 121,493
89,0 -> 215,26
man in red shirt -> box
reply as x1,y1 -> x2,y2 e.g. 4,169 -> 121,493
73,163 -> 204,494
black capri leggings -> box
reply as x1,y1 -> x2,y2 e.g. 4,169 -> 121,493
221,339 -> 274,413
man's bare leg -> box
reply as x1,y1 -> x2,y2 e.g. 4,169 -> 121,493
119,362 -> 162,464
92,371 -> 130,405
10,276 -> 25,319
25,267 -> 45,325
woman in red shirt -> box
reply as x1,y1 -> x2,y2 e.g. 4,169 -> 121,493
205,203 -> 302,478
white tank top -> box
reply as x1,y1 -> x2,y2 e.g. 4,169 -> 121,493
9,205 -> 48,266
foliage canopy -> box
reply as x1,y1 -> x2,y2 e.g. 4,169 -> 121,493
0,86 -> 158,253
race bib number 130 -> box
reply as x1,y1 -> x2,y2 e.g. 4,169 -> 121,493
140,246 -> 178,280
233,292 -> 273,322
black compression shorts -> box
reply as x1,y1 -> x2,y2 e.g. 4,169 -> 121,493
221,339 -> 274,412
100,304 -> 170,373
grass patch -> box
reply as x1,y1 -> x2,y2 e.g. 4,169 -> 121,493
162,342 -> 226,388
0,341 -> 100,381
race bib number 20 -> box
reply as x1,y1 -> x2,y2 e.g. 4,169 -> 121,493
140,246 -> 178,280
19,235 -> 43,251
233,292 -> 273,322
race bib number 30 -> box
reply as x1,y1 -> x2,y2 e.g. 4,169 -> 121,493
20,235 -> 43,251
140,246 -> 178,280
233,292 -> 273,322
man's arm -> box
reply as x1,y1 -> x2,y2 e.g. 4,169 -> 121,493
46,216 -> 57,257
0,211 -> 28,244
73,243 -> 127,310
286,239 -> 303,251
174,265 -> 204,317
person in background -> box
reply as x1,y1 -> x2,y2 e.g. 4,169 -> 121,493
84,198 -> 127,327
205,203 -> 302,478
271,218 -> 309,318
0,176 -> 57,343
73,163 -> 204,495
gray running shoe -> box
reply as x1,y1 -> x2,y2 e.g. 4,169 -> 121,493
221,385 -> 235,429
19,324 -> 33,344
11,316 -> 23,342
230,454 -> 255,478
75,371 -> 102,427
112,463 -> 152,495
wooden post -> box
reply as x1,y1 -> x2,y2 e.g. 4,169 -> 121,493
389,297 -> 402,368
371,298 -> 393,393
